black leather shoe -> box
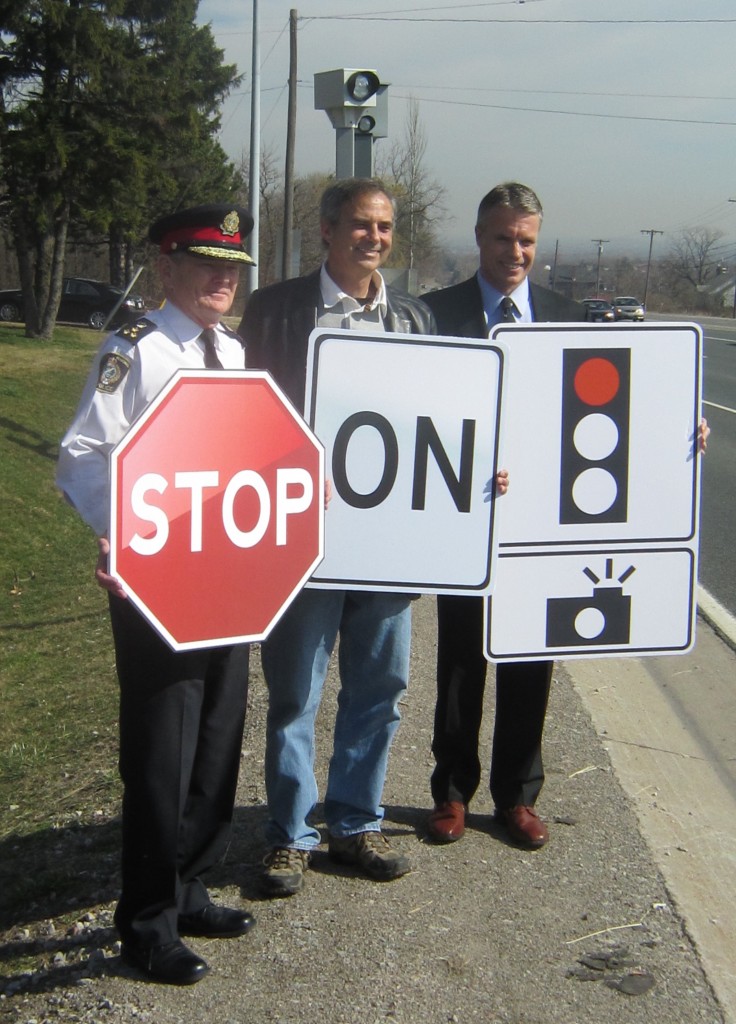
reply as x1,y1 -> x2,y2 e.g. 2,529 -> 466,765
179,904 -> 255,938
121,939 -> 209,986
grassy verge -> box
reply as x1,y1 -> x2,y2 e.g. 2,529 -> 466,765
0,323 -> 123,933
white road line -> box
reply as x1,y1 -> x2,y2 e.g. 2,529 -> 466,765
698,584 -> 736,651
703,399 -> 736,415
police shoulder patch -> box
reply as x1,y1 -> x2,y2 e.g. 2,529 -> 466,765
96,352 -> 131,393
115,317 -> 157,343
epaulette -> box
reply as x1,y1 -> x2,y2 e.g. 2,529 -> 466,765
115,317 -> 157,343
222,322 -> 246,346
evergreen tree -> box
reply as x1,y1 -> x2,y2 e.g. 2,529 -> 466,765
0,0 -> 242,338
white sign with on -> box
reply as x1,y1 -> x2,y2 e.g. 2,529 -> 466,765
305,328 -> 506,593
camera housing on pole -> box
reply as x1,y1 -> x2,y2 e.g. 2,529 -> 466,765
314,69 -> 388,179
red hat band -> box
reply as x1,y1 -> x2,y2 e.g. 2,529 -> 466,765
160,223 -> 242,254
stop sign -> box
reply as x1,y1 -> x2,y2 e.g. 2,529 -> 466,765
109,370 -> 324,651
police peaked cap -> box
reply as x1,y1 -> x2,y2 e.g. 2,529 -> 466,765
149,203 -> 256,265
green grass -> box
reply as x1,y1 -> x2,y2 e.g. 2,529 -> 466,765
0,323 -> 124,931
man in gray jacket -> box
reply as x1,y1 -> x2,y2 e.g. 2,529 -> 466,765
239,178 -> 435,897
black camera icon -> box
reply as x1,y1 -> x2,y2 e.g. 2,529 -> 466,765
546,585 -> 631,648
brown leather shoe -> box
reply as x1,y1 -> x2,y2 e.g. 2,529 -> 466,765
498,805 -> 548,848
427,801 -> 466,843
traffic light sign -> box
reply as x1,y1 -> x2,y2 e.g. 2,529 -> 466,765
559,347 -> 631,524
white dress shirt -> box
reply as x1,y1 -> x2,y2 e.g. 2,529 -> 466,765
476,271 -> 532,332
56,303 -> 245,535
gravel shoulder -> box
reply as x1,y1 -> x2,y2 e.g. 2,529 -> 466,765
0,596 -> 725,1024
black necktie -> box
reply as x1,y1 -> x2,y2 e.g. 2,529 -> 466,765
200,328 -> 223,369
500,296 -> 517,322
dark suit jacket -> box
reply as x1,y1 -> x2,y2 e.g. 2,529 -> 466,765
425,279 -> 587,802
239,268 -> 436,414
422,275 -> 586,338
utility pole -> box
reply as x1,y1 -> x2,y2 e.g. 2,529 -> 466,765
592,239 -> 609,297
281,9 -> 297,281
550,239 -> 559,290
640,228 -> 663,310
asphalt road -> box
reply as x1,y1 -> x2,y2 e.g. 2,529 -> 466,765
700,318 -> 736,615
583,312 -> 736,1022
653,313 -> 736,616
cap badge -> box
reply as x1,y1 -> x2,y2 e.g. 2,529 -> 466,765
221,211 -> 239,236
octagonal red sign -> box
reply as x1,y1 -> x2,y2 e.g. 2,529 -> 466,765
109,370 -> 324,651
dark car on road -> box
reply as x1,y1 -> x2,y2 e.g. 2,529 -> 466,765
612,295 -> 645,322
0,277 -> 145,329
581,298 -> 615,322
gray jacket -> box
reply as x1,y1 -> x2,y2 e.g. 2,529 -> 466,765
238,268 -> 436,414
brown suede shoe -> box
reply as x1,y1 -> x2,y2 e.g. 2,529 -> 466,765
498,805 -> 548,848
427,801 -> 466,843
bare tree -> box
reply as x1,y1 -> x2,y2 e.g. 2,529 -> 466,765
292,173 -> 334,275
667,226 -> 725,288
236,156 -> 332,287
239,143 -> 285,287
377,98 -> 446,271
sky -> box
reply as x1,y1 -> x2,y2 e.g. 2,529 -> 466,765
196,0 -> 736,264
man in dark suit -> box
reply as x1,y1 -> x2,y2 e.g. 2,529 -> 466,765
423,182 -> 587,849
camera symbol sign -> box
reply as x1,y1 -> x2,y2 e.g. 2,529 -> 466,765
545,557 -> 636,647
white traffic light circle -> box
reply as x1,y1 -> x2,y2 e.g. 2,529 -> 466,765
571,466 -> 618,515
573,412 -> 619,461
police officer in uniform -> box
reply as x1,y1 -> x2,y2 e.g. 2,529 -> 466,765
57,204 -> 256,986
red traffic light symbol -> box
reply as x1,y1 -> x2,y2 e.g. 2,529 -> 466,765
559,348 -> 631,525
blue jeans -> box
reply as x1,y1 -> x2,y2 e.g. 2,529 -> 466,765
261,588 -> 412,850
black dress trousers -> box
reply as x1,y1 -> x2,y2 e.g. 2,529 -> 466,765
431,594 -> 552,810
108,595 -> 249,948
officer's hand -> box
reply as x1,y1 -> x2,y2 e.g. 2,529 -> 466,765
95,536 -> 127,599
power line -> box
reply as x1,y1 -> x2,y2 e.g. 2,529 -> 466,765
388,92 -> 736,127
391,85 -> 736,103
303,15 -> 736,24
243,82 -> 736,129
228,81 -> 736,130
351,1 -> 549,12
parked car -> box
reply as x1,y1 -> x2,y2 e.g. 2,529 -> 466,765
612,296 -> 645,322
0,277 -> 145,329
581,298 -> 615,322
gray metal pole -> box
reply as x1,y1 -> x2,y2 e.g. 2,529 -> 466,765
335,127 -> 355,179
281,9 -> 297,281
354,133 -> 373,177
247,0 -> 260,294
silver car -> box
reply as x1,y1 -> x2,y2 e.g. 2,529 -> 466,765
612,296 -> 645,322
